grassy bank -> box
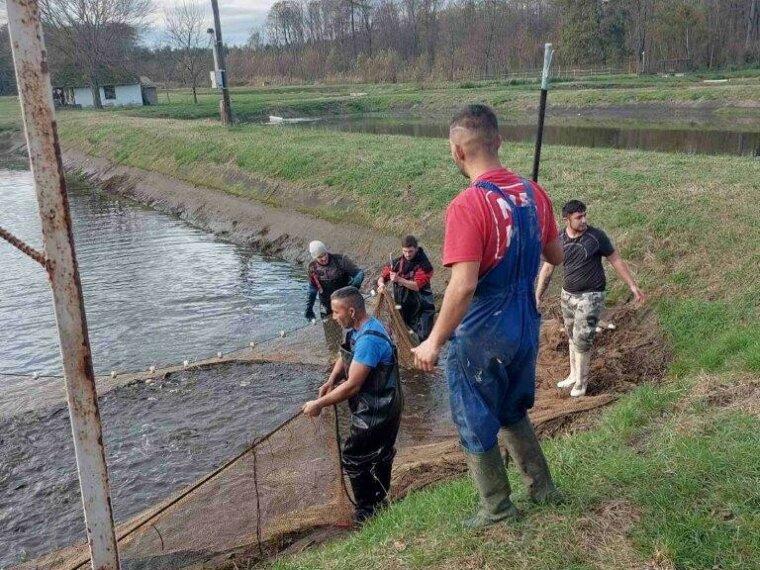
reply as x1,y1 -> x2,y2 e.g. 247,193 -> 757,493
6,95 -> 760,567
56,110 -> 758,369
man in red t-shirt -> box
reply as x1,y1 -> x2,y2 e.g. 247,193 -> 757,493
413,104 -> 564,528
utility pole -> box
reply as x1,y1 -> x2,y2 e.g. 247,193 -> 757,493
210,0 -> 233,124
4,0 -> 119,568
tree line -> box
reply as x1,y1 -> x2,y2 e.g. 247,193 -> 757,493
249,0 -> 758,82
1,0 -> 758,99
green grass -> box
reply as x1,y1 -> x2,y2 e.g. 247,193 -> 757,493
268,382 -> 760,570
0,96 -> 22,132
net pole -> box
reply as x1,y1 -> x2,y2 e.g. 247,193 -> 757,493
532,43 -> 554,183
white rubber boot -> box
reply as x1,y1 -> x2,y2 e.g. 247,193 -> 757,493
557,340 -> 577,388
570,350 -> 591,397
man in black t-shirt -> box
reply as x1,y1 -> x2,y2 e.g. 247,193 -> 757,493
535,200 -> 645,397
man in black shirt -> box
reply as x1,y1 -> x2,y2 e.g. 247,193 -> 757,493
535,200 -> 645,397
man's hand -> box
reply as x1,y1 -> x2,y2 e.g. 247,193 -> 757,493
302,400 -> 323,417
630,285 -> 646,304
412,339 -> 441,372
377,277 -> 386,292
318,379 -> 335,397
389,271 -> 399,283
304,308 -> 316,321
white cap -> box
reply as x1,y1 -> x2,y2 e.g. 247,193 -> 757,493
309,240 -> 328,259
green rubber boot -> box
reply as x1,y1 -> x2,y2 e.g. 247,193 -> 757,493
502,417 -> 564,505
463,445 -> 519,529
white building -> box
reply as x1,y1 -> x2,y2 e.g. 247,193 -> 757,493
53,77 -> 158,108
73,84 -> 143,107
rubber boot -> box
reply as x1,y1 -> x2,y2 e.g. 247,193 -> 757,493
557,339 -> 577,388
371,454 -> 394,512
501,417 -> 563,505
463,446 -> 518,529
571,350 -> 591,397
346,466 -> 381,523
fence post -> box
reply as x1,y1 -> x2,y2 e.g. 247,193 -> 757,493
4,1 -> 120,568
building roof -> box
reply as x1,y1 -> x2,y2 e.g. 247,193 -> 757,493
51,65 -> 139,88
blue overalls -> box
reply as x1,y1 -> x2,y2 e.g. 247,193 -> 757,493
446,178 -> 543,453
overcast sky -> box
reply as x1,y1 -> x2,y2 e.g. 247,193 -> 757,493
0,0 -> 269,46
148,0 -> 273,47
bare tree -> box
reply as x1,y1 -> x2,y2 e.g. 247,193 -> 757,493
164,0 -> 207,104
41,0 -> 152,109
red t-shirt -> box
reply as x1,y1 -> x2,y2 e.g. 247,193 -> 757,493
442,168 -> 558,276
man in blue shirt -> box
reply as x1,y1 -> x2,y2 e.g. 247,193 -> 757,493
303,286 -> 403,523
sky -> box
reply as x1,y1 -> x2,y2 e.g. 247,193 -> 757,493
0,0 -> 272,46
148,0 -> 273,46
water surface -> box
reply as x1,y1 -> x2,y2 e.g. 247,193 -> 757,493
286,115 -> 760,156
0,170 -> 307,377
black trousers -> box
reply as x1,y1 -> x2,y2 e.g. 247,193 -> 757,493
342,417 -> 400,522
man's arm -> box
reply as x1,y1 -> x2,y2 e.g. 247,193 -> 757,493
317,357 -> 347,397
535,261 -> 555,307
303,360 -> 371,416
377,265 -> 391,289
542,236 -> 563,266
607,251 -> 646,303
392,275 -> 420,292
411,261 -> 479,371
393,265 -> 433,292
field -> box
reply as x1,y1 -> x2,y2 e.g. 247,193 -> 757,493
2,71 -> 759,569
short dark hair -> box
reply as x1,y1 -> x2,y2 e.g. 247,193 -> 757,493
450,104 -> 499,147
562,200 -> 587,217
402,235 -> 418,248
331,286 -> 365,312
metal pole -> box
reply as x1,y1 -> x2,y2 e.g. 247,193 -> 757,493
210,0 -> 233,124
4,1 -> 120,569
531,43 -> 554,183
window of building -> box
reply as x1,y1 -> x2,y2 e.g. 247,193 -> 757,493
103,86 -> 116,100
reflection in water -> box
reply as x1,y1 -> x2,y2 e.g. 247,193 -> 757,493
291,117 -> 760,156
0,170 -> 307,376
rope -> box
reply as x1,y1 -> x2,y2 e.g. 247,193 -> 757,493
333,404 -> 357,508
0,224 -> 47,267
252,446 -> 264,556
0,293 -> 374,379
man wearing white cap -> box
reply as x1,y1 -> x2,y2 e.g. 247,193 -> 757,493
305,240 -> 365,321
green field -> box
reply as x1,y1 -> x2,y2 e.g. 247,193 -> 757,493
133,73 -> 760,123
2,71 -> 758,129
2,75 -> 759,568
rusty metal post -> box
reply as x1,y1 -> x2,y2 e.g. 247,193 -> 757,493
5,1 -> 120,568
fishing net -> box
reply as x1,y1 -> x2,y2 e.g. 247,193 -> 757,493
22,406 -> 354,570
372,288 -> 418,369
